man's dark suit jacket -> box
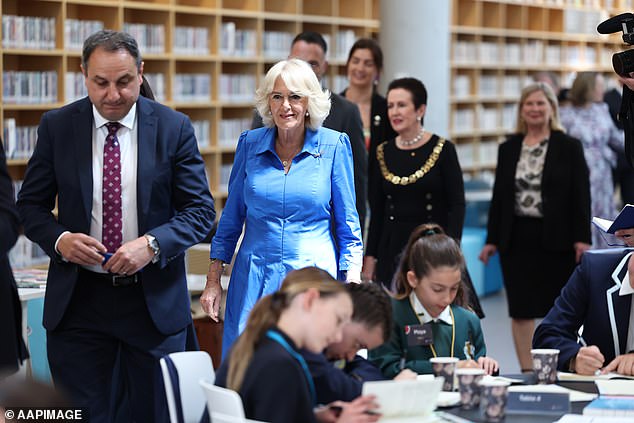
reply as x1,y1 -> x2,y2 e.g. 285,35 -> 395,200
486,130 -> 591,252
17,96 -> 216,335
0,141 -> 28,374
252,92 -> 368,228
533,249 -> 633,370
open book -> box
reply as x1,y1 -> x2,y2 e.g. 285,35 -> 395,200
592,204 -> 634,246
362,378 -> 443,423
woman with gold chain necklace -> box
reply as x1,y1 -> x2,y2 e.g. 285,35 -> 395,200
363,78 -> 469,295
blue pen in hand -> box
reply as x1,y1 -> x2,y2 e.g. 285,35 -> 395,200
100,252 -> 113,265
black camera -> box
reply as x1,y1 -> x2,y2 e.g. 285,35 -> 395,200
598,13 -> 634,76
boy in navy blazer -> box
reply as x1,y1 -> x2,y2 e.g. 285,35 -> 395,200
533,249 -> 634,376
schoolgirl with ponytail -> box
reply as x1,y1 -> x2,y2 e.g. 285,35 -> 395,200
214,267 -> 380,423
369,224 -> 499,377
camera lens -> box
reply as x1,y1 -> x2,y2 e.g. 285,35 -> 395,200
613,50 -> 634,76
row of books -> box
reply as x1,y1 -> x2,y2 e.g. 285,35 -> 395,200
173,26 -> 210,55
173,73 -> 211,103
65,72 -> 88,104
143,73 -> 166,102
2,15 -> 55,50
453,40 -> 612,67
219,23 -> 256,57
122,23 -> 165,54
64,19 -> 104,52
3,119 -> 37,160
262,31 -> 295,59
2,71 -> 58,104
192,120 -> 211,149
219,118 -> 252,147
452,104 -> 516,134
218,74 -> 256,103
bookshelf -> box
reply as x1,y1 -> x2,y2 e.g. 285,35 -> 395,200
1,0 -> 380,212
450,0 -> 629,176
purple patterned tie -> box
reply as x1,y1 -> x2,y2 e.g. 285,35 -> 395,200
102,122 -> 122,253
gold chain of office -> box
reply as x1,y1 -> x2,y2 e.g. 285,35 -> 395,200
376,137 -> 446,186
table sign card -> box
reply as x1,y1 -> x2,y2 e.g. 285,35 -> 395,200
506,385 -> 571,415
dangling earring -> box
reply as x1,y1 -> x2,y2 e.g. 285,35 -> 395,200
305,111 -> 310,117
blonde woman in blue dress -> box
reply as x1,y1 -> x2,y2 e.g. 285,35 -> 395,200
201,59 -> 363,358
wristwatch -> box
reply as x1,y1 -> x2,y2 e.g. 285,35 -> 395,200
145,234 -> 160,262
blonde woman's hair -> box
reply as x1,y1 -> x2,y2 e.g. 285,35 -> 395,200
392,223 -> 466,307
254,58 -> 331,130
515,82 -> 565,133
226,267 -> 347,391
567,71 -> 598,107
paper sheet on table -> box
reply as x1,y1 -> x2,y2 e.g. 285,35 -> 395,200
595,379 -> 634,396
508,383 -> 597,402
362,378 -> 443,422
555,414 -> 634,423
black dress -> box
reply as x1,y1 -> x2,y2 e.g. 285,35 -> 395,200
367,135 -> 465,284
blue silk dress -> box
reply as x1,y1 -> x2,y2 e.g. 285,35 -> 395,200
211,126 -> 363,357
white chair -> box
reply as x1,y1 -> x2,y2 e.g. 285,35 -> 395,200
199,379 -> 245,419
160,351 -> 214,423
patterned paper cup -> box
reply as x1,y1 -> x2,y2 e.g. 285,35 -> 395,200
455,368 -> 486,409
531,348 -> 559,384
430,357 -> 459,391
478,379 -> 510,422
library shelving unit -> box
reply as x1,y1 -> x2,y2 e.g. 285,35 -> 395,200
1,0 -> 380,213
450,0 -> 630,176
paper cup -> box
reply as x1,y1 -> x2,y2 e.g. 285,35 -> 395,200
478,379 -> 510,422
430,357 -> 459,391
531,348 -> 559,384
455,368 -> 486,409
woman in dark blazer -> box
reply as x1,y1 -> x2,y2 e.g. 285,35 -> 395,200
479,82 -> 591,372
0,139 -> 28,377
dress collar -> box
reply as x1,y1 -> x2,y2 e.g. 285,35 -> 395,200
254,126 -> 321,158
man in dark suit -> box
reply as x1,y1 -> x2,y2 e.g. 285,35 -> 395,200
533,249 -> 634,376
252,32 -> 368,234
0,139 -> 28,378
17,30 -> 215,421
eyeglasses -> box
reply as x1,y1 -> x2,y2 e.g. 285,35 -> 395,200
269,92 -> 305,105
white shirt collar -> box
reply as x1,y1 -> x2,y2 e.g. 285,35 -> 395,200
409,292 -> 453,325
619,269 -> 634,296
92,103 -> 137,131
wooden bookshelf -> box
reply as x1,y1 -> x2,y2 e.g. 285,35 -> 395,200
1,0 -> 380,214
450,0 -> 630,175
